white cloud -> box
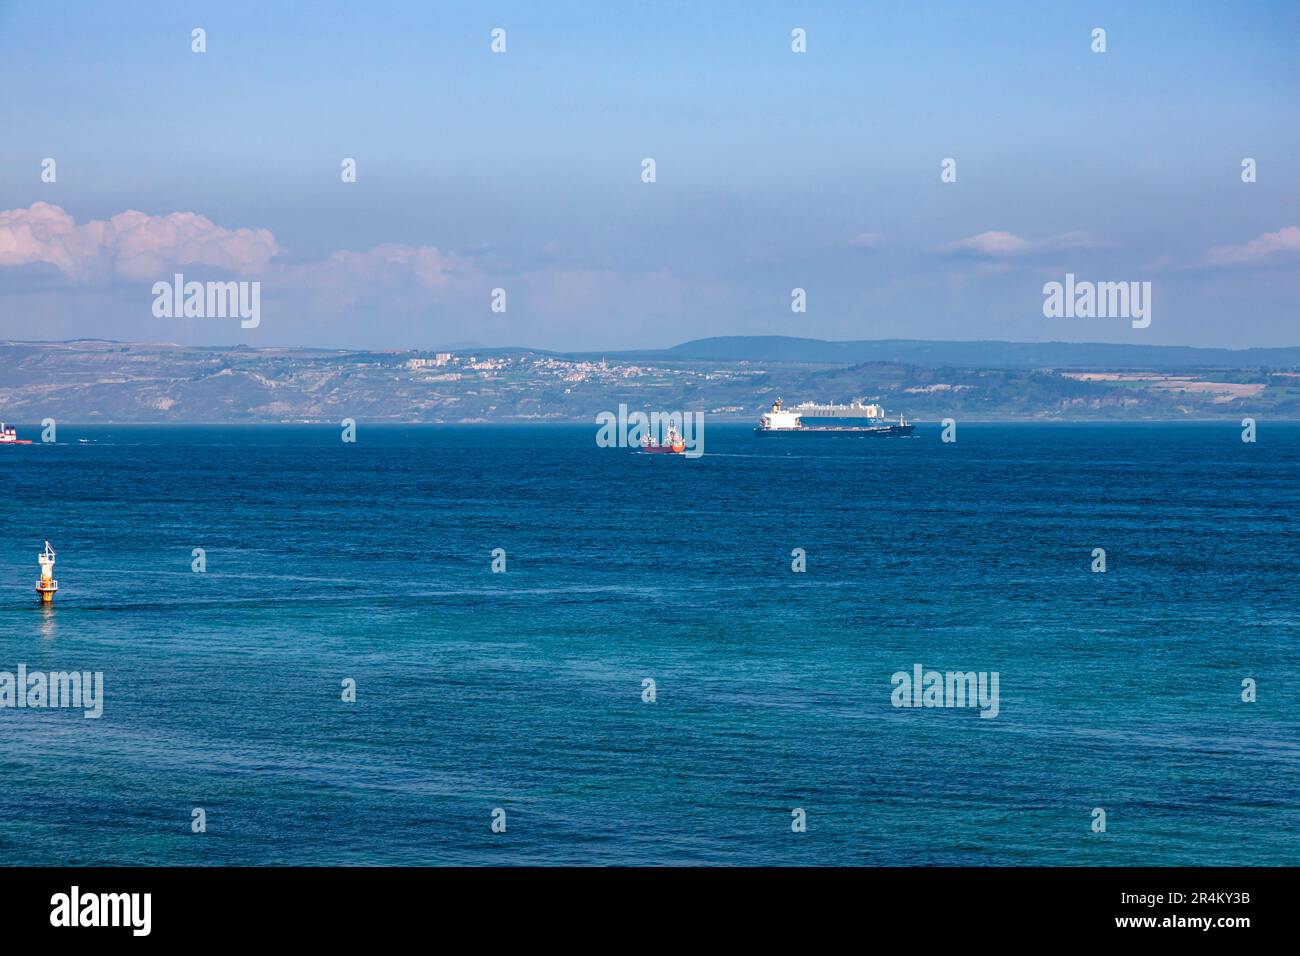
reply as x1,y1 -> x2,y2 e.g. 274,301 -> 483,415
945,230 -> 1030,256
289,244 -> 479,294
0,204 -> 485,314
0,204 -> 722,348
850,232 -> 885,248
942,229 -> 1101,258
1205,226 -> 1300,265
0,202 -> 279,281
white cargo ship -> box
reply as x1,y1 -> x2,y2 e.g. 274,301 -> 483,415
756,398 -> 914,436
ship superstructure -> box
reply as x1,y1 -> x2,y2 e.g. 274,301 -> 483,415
640,427 -> 686,454
756,398 -> 914,436
1,422 -> 33,445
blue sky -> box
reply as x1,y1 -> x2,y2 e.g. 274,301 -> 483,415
1,0 -> 1297,350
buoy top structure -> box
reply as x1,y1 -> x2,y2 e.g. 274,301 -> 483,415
36,541 -> 57,603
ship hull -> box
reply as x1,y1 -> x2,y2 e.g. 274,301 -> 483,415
640,445 -> 686,454
756,424 -> 915,437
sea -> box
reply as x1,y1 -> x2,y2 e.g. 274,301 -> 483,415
0,422 -> 1296,866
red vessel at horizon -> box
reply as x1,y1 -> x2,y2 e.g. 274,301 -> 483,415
640,427 -> 686,454
0,422 -> 33,445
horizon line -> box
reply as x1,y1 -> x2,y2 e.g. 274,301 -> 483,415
6,335 -> 1300,355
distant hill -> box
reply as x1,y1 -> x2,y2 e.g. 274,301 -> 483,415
4,338 -> 1299,422
608,336 -> 1300,370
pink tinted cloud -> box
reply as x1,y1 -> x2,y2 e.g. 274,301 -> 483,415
1205,226 -> 1300,265
942,230 -> 1101,258
0,202 -> 279,280
0,204 -> 481,306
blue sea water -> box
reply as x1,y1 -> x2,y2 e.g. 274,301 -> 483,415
0,422 -> 1297,866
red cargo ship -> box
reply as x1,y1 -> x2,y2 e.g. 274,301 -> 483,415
0,422 -> 33,445
640,427 -> 686,454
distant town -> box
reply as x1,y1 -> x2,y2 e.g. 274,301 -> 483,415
2,337 -> 1299,423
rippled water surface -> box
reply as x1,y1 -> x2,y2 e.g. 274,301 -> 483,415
1,423 -> 1296,865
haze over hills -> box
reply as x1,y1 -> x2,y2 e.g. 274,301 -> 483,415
3,336 -> 1299,424
623,337 -> 1300,369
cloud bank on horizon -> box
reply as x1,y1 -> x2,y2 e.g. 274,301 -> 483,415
0,0 -> 1297,350
0,202 -> 279,281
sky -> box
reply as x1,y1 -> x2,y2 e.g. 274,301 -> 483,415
0,0 -> 1297,351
